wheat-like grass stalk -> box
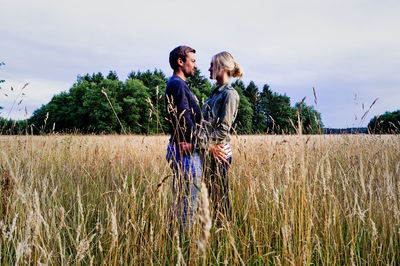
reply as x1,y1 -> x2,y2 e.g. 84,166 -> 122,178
0,134 -> 399,264
197,182 -> 211,257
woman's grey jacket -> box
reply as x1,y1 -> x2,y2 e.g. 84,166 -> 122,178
197,83 -> 239,149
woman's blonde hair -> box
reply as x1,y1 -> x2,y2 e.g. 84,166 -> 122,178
211,51 -> 243,80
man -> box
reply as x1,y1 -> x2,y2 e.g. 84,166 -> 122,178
165,45 -> 202,227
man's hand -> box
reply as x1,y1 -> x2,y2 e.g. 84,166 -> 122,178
209,144 -> 228,164
179,142 -> 193,155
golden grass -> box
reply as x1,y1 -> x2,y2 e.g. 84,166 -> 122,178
0,134 -> 399,265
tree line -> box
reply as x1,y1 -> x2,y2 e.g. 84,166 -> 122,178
1,69 -> 325,135
368,110 -> 400,134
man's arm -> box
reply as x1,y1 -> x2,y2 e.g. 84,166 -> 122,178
174,85 -> 197,142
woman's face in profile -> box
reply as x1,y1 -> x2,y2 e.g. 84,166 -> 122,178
208,62 -> 214,79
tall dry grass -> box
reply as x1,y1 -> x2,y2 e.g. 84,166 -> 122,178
0,134 -> 399,264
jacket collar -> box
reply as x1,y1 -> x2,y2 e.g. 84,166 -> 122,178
213,83 -> 230,94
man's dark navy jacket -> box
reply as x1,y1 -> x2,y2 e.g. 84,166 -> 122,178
165,75 -> 201,146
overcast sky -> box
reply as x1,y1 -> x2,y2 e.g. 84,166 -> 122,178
1,0 -> 399,128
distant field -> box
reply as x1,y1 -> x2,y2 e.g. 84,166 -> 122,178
1,134 -> 399,265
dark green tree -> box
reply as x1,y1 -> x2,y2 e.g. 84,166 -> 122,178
84,72 -> 104,84
0,118 -> 26,134
82,73 -> 123,133
29,72 -> 124,133
106,71 -> 119,81
293,102 -> 324,134
244,81 -> 258,109
68,75 -> 92,131
252,84 -> 271,133
29,92 -> 74,133
231,80 -> 253,134
119,78 -> 151,134
29,104 -> 49,133
368,110 -> 400,134
257,85 -> 295,134
128,69 -> 169,134
243,81 -> 259,133
128,69 -> 167,89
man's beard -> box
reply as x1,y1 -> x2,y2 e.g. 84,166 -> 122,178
183,69 -> 194,78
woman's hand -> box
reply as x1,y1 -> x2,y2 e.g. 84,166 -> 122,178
209,144 -> 228,164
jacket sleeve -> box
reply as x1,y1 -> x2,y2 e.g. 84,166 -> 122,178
209,90 -> 239,144
196,121 -> 209,150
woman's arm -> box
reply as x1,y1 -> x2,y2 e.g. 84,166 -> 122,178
209,89 -> 239,143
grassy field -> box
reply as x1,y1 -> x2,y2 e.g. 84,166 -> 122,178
1,134 -> 399,265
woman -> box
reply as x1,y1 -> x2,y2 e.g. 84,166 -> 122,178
199,51 -> 242,221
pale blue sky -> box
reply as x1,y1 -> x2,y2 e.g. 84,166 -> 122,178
1,0 -> 399,128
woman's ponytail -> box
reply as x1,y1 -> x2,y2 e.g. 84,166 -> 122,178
232,61 -> 243,78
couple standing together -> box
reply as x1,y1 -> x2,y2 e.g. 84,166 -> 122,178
165,45 -> 242,228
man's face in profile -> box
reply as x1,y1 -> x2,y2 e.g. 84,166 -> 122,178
181,52 -> 197,78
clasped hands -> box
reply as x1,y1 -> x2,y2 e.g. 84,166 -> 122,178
179,142 -> 228,164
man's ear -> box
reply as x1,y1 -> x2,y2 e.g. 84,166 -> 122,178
177,57 -> 184,67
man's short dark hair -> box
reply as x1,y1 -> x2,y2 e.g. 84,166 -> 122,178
169,46 -> 196,70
